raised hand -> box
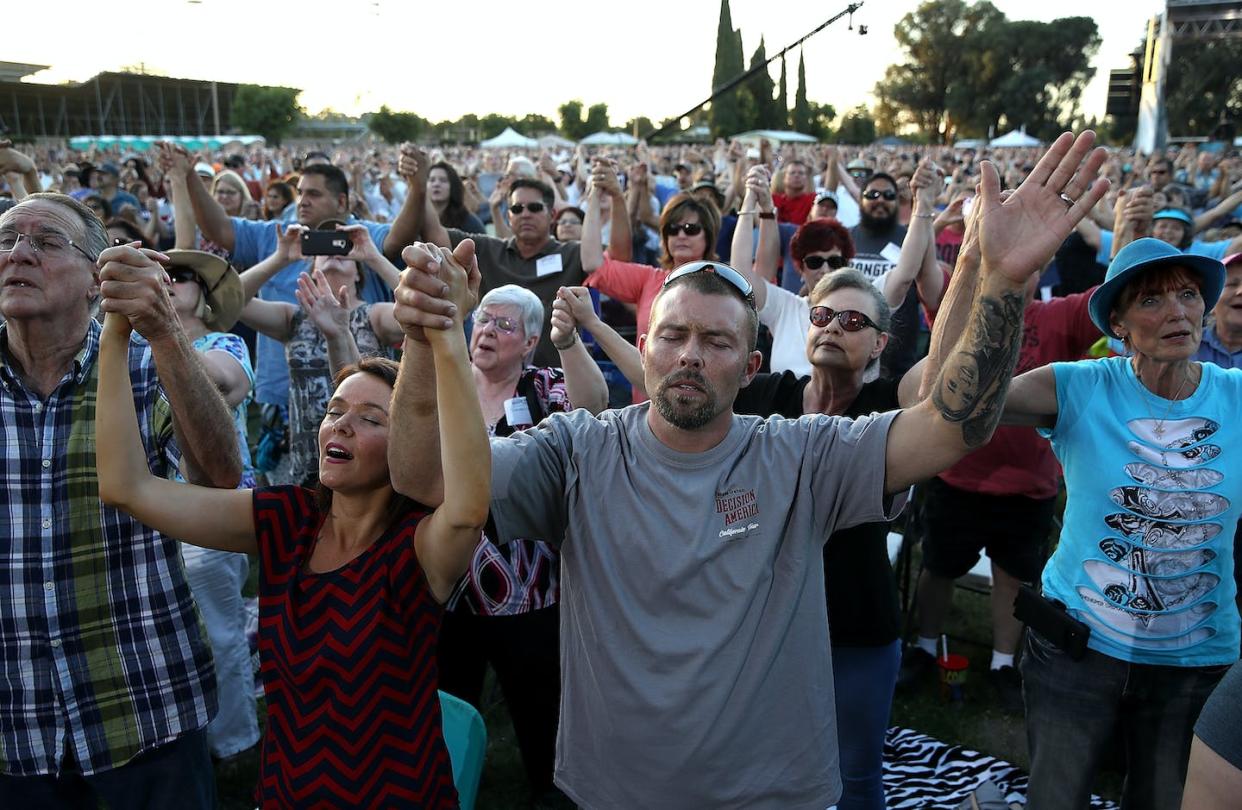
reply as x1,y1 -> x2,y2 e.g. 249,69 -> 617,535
0,140 -> 36,176
745,164 -> 773,211
911,158 -> 941,211
591,160 -> 623,200
397,143 -> 428,183
395,240 -> 480,341
554,286 -> 600,330
295,268 -> 350,339
975,131 -> 1109,286
339,223 -> 379,261
97,242 -> 179,341
274,223 -> 305,263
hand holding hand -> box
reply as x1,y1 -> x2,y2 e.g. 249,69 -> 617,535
554,286 -> 599,331
591,160 -> 623,200
744,164 -> 773,211
397,143 -> 428,183
911,158 -> 941,211
0,140 -> 36,176
97,243 -> 179,341
395,240 -> 481,341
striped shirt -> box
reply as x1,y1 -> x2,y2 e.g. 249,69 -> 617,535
0,319 -> 216,776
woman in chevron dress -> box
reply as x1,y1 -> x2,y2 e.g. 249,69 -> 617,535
94,242 -> 489,808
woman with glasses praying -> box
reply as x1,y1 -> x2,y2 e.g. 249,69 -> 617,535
437,283 -> 607,806
733,266 -> 921,810
581,160 -> 721,402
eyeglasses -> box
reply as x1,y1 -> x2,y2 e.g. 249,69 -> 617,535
809,306 -> 881,332
509,202 -> 546,215
862,189 -> 898,201
473,311 -> 521,335
168,267 -> 200,285
664,222 -> 704,237
661,261 -> 756,310
802,254 -> 847,271
558,218 -> 582,227
0,230 -> 96,263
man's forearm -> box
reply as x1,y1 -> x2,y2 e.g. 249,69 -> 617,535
384,180 -> 424,261
150,332 -> 242,487
389,337 -> 444,505
930,271 -> 1026,449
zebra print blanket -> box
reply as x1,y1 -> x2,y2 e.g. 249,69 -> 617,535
881,727 -> 1119,809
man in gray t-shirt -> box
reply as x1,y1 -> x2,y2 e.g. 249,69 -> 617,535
390,133 -> 1110,807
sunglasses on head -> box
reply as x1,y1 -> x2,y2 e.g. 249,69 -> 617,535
661,261 -> 755,309
664,222 -> 704,237
802,254 -> 847,271
509,202 -> 546,215
862,189 -> 897,201
473,311 -> 521,335
809,306 -> 881,332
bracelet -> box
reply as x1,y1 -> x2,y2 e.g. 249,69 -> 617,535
737,210 -> 759,217
758,211 -> 776,220
553,330 -> 579,351
912,212 -> 935,219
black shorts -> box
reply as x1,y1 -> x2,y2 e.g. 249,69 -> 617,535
919,476 -> 1056,583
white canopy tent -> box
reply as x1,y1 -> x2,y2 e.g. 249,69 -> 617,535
480,127 -> 539,149
68,134 -> 265,152
988,129 -> 1041,148
538,133 -> 576,149
731,129 -> 819,145
580,131 -> 638,146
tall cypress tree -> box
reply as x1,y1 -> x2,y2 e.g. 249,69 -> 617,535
792,50 -> 812,133
709,0 -> 745,137
777,54 -> 789,130
743,37 -> 779,130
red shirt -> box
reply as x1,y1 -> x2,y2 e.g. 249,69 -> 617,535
586,256 -> 669,403
773,192 -> 815,226
938,289 -> 1100,498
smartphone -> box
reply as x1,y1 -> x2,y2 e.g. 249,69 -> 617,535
1014,585 -> 1090,661
301,229 -> 350,256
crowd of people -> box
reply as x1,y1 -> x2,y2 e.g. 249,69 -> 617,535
0,123 -> 1241,810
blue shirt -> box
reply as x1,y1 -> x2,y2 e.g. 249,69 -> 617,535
229,216 -> 394,407
1040,357 -> 1241,666
1196,326 -> 1242,370
1096,229 -> 1230,267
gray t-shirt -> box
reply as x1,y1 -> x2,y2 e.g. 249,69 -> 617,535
1195,659 -> 1242,769
490,405 -> 903,809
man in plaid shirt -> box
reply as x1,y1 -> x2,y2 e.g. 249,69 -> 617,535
0,193 -> 241,807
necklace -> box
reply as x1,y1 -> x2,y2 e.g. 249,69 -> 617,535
1129,361 -> 1192,441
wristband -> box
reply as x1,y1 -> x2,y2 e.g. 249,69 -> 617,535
758,211 -> 776,220
553,330 -> 579,351
913,212 -> 935,219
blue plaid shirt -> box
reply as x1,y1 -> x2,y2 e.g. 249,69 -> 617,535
0,319 -> 216,776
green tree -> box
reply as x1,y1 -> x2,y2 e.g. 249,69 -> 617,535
518,114 -> 557,135
1165,36 -> 1242,137
741,38 -> 780,131
479,113 -> 517,139
709,0 -> 746,137
835,105 -> 877,144
776,54 -> 789,130
366,105 -> 427,144
230,85 -> 302,145
804,102 -> 836,140
626,116 -> 656,138
559,100 -> 587,139
792,51 -> 812,134
585,103 -> 610,134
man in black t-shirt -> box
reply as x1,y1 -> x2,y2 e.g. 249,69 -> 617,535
849,172 -> 918,378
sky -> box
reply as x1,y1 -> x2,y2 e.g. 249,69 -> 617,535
8,0 -> 1165,129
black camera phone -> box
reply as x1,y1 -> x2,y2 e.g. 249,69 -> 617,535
1014,585 -> 1091,661
300,229 -> 350,256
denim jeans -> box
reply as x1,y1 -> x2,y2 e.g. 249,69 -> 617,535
0,728 -> 216,809
182,545 -> 260,759
831,640 -> 901,810
1020,628 -> 1230,810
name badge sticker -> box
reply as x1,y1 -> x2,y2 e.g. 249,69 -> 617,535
504,397 -> 534,428
535,254 -> 563,278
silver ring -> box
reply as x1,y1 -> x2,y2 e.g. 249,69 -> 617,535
1059,192 -> 1076,208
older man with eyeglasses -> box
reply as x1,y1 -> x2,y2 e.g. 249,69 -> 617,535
390,131 -> 1112,810
0,193 -> 240,808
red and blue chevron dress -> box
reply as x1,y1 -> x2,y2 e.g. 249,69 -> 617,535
252,486 -> 457,808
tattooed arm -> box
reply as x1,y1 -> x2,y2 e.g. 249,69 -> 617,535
883,131 -> 1109,495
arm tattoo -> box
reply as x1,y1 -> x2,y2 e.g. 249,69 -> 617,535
932,288 -> 1025,447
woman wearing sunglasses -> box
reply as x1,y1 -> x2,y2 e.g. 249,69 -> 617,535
733,267 -> 922,810
581,161 -> 721,402
95,240 -> 489,808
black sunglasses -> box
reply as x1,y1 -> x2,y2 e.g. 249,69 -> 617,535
167,267 -> 199,285
862,189 -> 897,201
664,222 -> 704,237
510,202 -> 546,215
809,306 -> 881,332
803,255 -> 847,271
661,261 -> 755,310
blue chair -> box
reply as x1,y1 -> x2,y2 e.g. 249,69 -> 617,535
439,690 -> 487,810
